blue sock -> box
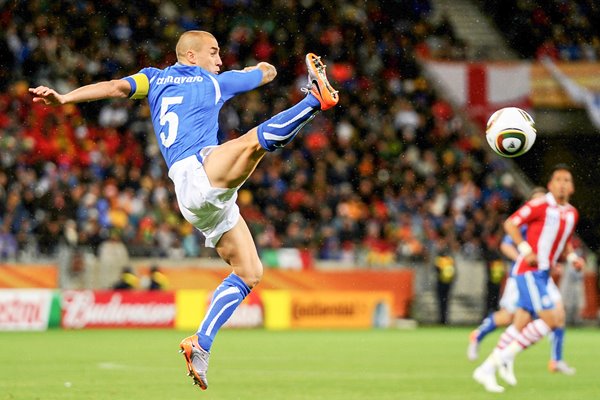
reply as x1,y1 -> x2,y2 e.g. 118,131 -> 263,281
550,327 -> 565,361
476,313 -> 497,342
256,95 -> 320,152
196,273 -> 250,351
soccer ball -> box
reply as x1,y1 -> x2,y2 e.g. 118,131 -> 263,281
485,107 -> 536,158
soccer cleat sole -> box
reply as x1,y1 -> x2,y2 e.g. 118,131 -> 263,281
305,53 -> 339,110
179,343 -> 208,390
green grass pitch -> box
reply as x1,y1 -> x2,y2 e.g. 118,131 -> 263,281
1,327 -> 599,399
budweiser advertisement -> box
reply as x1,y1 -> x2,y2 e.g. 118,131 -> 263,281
61,290 -> 176,329
0,289 -> 53,331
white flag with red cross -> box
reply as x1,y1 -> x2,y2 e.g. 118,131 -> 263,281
423,61 -> 532,127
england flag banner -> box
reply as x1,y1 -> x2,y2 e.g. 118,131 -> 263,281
423,61 -> 532,127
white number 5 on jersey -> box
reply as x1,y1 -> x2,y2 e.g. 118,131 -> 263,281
159,96 -> 183,148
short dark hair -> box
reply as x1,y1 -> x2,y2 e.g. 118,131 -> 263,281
547,163 -> 572,182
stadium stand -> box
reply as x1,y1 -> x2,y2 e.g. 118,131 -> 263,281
481,0 -> 600,61
0,0 -> 565,269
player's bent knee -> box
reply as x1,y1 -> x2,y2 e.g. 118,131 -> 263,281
248,260 -> 264,288
237,259 -> 263,288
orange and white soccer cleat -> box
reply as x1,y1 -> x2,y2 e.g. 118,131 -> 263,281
548,360 -> 576,375
179,335 -> 210,390
304,53 -> 339,110
467,329 -> 480,361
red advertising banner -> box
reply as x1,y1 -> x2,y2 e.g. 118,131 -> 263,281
0,289 -> 52,331
61,290 -> 176,329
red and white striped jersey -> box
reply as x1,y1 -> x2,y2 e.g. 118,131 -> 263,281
508,193 -> 578,274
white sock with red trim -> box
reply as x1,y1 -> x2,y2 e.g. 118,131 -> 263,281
500,319 -> 551,363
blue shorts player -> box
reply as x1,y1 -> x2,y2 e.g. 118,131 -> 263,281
468,184 -> 573,375
29,30 -> 339,390
473,165 -> 585,393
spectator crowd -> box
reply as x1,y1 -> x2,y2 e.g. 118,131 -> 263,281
482,0 -> 600,61
1,0 -> 537,267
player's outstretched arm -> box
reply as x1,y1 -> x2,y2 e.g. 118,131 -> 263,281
243,62 -> 277,86
29,79 -> 132,106
500,241 -> 519,262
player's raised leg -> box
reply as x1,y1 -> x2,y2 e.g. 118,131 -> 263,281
255,53 -> 339,151
203,53 -> 339,188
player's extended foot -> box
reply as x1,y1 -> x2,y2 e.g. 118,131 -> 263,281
548,360 -> 576,375
304,53 -> 339,110
179,335 -> 210,390
498,359 -> 517,386
473,366 -> 505,393
467,330 -> 479,361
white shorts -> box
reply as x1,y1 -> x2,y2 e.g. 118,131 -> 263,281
500,275 -> 562,314
168,150 -> 240,248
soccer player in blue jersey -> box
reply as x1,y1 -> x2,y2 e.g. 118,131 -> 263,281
30,30 -> 339,390
468,187 -> 576,376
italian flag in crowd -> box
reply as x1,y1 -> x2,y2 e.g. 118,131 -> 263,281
261,248 -> 314,270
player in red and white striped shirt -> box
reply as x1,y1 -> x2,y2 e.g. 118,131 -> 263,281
473,164 -> 585,393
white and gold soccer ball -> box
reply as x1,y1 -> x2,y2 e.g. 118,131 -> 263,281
485,107 -> 536,158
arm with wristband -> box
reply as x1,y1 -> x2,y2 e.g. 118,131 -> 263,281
504,200 -> 543,266
564,242 -> 585,271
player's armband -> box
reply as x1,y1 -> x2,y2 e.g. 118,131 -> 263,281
122,73 -> 149,99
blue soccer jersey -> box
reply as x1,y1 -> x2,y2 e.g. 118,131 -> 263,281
122,64 -> 262,168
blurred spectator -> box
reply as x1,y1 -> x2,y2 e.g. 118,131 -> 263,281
1,0 -> 522,266
147,265 -> 169,291
112,266 -> 139,290
481,231 -> 506,317
560,259 -> 585,326
0,222 -> 18,260
97,229 -> 130,289
483,0 -> 600,60
434,236 -> 456,325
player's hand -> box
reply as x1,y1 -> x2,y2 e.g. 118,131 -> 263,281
29,86 -> 65,106
571,256 -> 585,271
251,62 -> 276,86
524,252 -> 537,266
553,263 -> 564,276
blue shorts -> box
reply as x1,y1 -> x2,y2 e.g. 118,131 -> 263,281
516,270 -> 555,316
